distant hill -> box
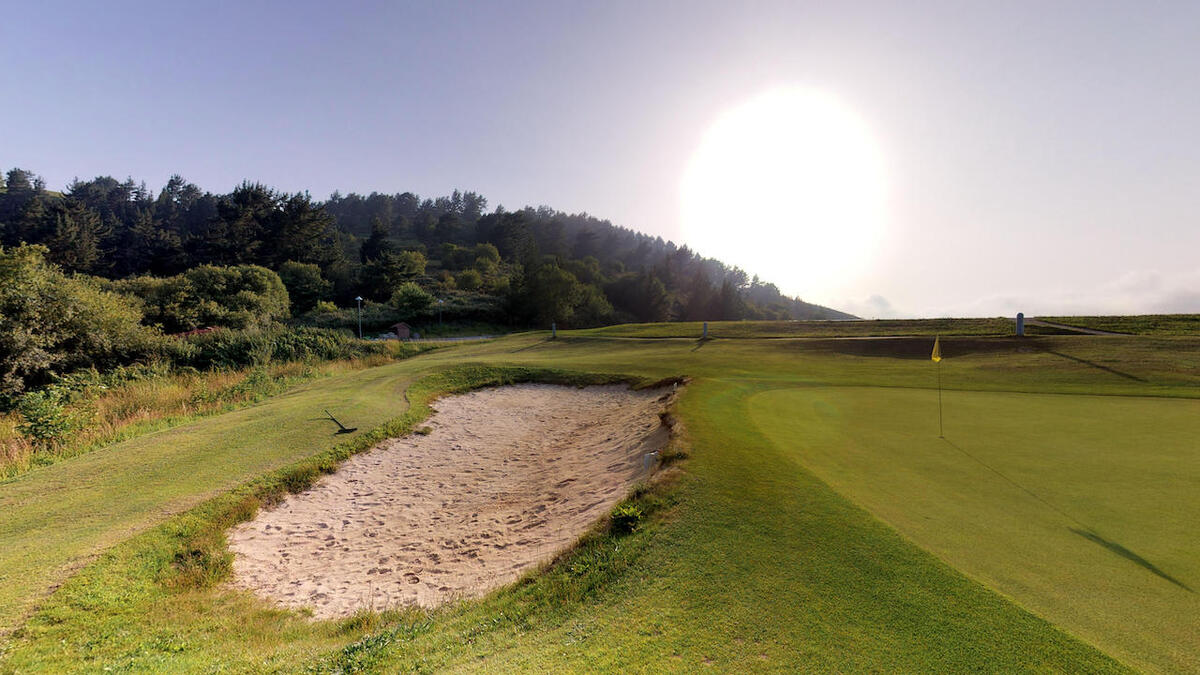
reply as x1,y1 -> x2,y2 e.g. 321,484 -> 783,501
1,166 -> 853,326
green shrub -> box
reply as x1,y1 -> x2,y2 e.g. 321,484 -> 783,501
16,388 -> 78,443
455,269 -> 483,292
180,326 -> 385,370
609,502 -> 645,534
183,328 -> 274,370
390,282 -> 434,317
278,261 -> 331,315
110,264 -> 290,332
1,244 -> 169,400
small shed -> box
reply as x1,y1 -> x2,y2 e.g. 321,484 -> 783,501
391,322 -> 412,340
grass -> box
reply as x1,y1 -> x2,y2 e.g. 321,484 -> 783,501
571,317 -> 1092,339
1040,314 -> 1200,335
0,342 -> 434,480
4,329 -> 1200,671
573,317 -> 1020,338
0,356 -> 422,637
752,386 -> 1200,672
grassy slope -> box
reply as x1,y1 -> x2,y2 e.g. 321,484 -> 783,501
5,330 -> 1199,671
0,363 -> 415,634
574,317 -> 1099,339
574,318 -> 1018,338
1040,314 -> 1200,335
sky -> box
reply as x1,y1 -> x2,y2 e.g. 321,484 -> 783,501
2,1 -> 1197,318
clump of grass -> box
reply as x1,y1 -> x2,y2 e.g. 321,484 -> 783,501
608,503 -> 645,534
167,536 -> 232,590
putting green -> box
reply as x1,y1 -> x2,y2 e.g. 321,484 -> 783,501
751,386 -> 1200,672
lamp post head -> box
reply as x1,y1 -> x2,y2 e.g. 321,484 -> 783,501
355,296 -> 363,303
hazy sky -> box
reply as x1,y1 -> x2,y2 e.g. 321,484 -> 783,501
3,1 -> 1197,317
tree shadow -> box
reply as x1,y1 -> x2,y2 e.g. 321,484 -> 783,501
1070,528 -> 1191,591
1039,348 -> 1146,382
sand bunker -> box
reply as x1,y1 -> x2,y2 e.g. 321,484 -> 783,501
227,383 -> 675,618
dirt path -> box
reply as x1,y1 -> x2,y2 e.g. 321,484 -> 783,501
227,384 -> 674,619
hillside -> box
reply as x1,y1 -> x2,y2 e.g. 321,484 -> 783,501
0,168 -> 853,329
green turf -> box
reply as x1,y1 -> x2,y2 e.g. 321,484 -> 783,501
4,330 -> 1199,671
752,386 -> 1200,672
0,363 -> 416,634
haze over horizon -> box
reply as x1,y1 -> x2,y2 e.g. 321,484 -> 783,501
3,1 -> 1197,319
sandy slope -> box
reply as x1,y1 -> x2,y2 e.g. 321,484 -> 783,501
227,383 -> 673,618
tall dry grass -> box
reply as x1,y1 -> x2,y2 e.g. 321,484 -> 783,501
0,347 -> 415,480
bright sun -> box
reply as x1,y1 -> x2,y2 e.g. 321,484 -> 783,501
680,87 -> 888,301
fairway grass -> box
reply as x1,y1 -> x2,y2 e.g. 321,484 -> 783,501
4,331 -> 1197,671
0,361 -> 416,634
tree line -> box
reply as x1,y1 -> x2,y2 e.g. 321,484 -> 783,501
0,167 -> 852,333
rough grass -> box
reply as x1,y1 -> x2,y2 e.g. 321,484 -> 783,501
6,329 -> 1198,671
573,317 -> 1019,338
0,342 -> 433,480
1040,314 -> 1200,335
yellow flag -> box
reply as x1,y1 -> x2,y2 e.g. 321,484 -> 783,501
931,336 -> 942,362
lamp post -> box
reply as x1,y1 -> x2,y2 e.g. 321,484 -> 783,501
437,298 -> 445,327
355,296 -> 363,339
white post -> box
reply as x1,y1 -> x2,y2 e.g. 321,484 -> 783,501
551,321 -> 557,339
702,322 -> 708,339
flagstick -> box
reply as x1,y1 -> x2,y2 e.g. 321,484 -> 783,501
937,358 -> 944,438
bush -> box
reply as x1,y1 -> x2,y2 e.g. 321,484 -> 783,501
455,269 -> 483,292
110,264 -> 290,332
16,388 -> 78,444
269,327 -> 384,362
1,245 -> 168,400
609,502 -> 644,534
278,261 -> 331,315
180,326 -> 385,370
390,282 -> 434,317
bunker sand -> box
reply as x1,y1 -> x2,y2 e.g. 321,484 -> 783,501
228,384 -> 674,618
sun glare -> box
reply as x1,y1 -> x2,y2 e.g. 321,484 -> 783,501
680,87 -> 888,300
